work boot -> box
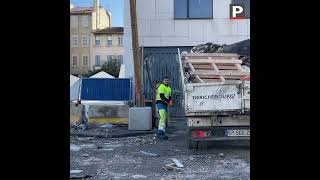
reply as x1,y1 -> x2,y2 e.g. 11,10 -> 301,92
156,130 -> 168,140
157,134 -> 168,140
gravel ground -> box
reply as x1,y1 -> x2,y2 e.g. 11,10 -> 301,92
70,126 -> 250,180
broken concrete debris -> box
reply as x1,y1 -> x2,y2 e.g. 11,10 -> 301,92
70,174 -> 92,179
70,144 -> 81,152
100,123 -> 113,128
70,170 -> 83,174
76,137 -> 94,141
70,143 -> 98,151
132,174 -> 147,179
80,144 -> 95,148
140,151 -> 159,157
101,148 -> 114,151
162,159 -> 185,172
219,153 -> 225,157
171,158 -> 184,168
163,163 -> 184,172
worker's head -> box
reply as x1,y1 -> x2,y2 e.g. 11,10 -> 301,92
163,76 -> 171,85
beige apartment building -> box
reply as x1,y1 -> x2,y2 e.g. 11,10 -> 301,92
70,0 -> 111,75
91,27 -> 124,70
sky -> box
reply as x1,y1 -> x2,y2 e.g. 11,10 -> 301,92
71,0 -> 124,27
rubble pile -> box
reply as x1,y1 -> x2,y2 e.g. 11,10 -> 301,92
191,39 -> 250,67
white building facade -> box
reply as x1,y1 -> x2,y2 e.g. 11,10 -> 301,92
124,0 -> 250,79
91,27 -> 124,70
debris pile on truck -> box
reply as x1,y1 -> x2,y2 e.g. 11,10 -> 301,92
190,39 -> 250,67
178,49 -> 250,150
181,52 -> 250,83
190,43 -> 225,53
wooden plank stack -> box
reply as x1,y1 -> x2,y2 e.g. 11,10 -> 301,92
181,52 -> 250,83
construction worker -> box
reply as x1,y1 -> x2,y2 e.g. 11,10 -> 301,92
156,76 -> 173,139
75,100 -> 88,131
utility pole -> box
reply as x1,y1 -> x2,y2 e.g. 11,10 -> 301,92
130,0 -> 145,107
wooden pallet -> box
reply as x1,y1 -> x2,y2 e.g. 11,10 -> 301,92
181,53 -> 249,83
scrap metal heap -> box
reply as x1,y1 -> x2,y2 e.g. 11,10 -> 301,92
190,39 -> 250,67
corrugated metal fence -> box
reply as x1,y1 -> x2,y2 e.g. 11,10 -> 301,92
143,47 -> 192,117
81,78 -> 132,101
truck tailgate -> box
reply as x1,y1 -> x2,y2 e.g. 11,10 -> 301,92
185,83 -> 242,112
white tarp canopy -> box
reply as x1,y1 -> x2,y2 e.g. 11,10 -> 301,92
70,79 -> 81,101
118,64 -> 125,78
70,75 -> 80,87
90,71 -> 115,79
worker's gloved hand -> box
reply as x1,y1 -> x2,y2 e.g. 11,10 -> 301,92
169,100 -> 174,107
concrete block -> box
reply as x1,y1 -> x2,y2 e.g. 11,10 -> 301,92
70,103 -> 83,124
129,107 -> 152,130
87,104 -> 129,124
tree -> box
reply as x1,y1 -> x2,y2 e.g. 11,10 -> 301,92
102,60 -> 120,77
83,60 -> 120,78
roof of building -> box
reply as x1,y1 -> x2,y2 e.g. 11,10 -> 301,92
70,5 -> 110,15
70,7 -> 94,15
90,71 -> 115,79
92,27 -> 124,34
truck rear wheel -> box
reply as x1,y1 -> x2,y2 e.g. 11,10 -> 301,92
197,141 -> 208,150
188,139 -> 208,150
188,139 -> 197,149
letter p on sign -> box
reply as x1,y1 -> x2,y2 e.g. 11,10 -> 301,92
230,4 -> 245,19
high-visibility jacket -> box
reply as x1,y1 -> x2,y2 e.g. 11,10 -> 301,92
156,83 -> 172,104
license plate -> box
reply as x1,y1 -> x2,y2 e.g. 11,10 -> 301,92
226,129 -> 250,137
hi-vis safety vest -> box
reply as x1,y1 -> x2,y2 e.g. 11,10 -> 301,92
156,84 -> 172,103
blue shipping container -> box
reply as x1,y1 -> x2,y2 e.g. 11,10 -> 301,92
81,78 -> 131,101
